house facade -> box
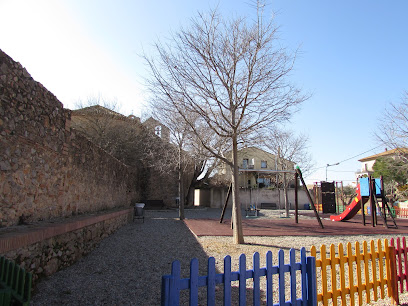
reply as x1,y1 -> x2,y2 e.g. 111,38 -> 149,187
219,147 -> 296,188
357,148 -> 408,178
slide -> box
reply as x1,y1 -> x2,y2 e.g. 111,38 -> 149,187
330,185 -> 368,221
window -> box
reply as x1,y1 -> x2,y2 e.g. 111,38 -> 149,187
243,158 -> 248,169
154,125 -> 162,137
261,160 -> 267,168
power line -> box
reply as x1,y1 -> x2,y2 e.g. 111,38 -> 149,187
336,144 -> 384,164
310,144 -> 384,172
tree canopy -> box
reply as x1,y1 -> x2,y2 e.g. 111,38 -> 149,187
144,3 -> 308,243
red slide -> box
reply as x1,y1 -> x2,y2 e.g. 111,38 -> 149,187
330,185 -> 367,221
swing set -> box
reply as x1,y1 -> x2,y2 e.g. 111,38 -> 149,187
219,166 -> 324,228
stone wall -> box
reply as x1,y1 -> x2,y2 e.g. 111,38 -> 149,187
0,49 -> 137,227
1,208 -> 133,284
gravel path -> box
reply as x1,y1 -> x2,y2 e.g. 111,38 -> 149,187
32,208 -> 408,305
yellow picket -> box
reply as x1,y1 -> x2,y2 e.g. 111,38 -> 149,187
377,239 -> 386,299
338,243 -> 346,305
347,242 -> 356,305
371,240 -> 378,301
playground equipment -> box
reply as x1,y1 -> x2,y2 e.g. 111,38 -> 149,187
219,166 -> 324,228
330,176 -> 397,228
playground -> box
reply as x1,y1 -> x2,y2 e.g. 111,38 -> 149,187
186,173 -> 406,237
184,209 -> 408,237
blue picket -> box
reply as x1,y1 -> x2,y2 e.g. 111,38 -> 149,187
224,255 -> 232,305
189,258 -> 199,305
239,254 -> 247,305
207,257 -> 216,306
290,249 -> 297,303
301,248 -> 307,303
161,248 -> 317,306
278,250 -> 285,304
306,256 -> 317,306
266,251 -> 273,305
253,252 -> 261,306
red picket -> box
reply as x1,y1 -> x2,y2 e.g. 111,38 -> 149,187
390,237 -> 408,293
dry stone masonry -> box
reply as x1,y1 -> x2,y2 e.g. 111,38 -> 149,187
0,49 -> 137,227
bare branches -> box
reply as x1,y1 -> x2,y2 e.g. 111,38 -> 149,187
144,6 -> 307,156
376,92 -> 408,150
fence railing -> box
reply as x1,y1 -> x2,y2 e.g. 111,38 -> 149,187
393,208 -> 408,218
161,248 -> 317,306
390,237 -> 408,294
310,239 -> 398,306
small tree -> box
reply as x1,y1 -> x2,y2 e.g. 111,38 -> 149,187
144,3 -> 308,244
373,156 -> 408,199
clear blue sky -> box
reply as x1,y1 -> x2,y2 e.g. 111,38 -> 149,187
1,0 -> 407,185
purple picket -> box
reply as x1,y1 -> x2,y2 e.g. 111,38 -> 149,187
252,252 -> 261,306
207,257 -> 216,306
223,255 -> 232,306
239,253 -> 247,305
266,251 -> 273,305
189,258 -> 199,306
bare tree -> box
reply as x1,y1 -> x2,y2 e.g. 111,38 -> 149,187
261,126 -> 314,216
262,127 -> 314,175
377,92 -> 408,151
72,97 -> 142,165
144,3 -> 308,244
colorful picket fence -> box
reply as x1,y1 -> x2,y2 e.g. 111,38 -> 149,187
394,208 -> 408,218
310,239 -> 398,306
161,248 -> 317,306
161,237 -> 408,305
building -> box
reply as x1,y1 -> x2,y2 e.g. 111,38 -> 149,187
219,146 -> 296,188
357,148 -> 408,178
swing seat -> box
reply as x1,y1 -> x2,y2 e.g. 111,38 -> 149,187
245,205 -> 259,217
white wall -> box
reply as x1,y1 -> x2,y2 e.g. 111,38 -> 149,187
194,188 -> 311,209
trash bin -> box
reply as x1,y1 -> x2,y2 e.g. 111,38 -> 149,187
134,203 -> 145,222
303,204 -> 310,210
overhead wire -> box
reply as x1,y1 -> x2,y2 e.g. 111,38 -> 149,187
310,144 -> 384,171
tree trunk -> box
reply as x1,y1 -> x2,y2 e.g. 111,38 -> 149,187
178,148 -> 185,220
284,172 -> 289,217
231,134 -> 244,244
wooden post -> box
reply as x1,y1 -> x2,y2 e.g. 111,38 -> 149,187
295,172 -> 299,223
220,183 -> 232,223
369,176 -> 376,227
381,176 -> 387,227
295,167 -> 324,228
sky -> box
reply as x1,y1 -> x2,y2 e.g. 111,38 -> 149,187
1,0 -> 407,185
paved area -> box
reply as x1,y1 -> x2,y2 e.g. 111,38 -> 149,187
184,209 -> 408,236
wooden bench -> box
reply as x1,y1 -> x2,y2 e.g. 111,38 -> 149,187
0,256 -> 32,306
260,203 -> 277,209
144,200 -> 165,209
